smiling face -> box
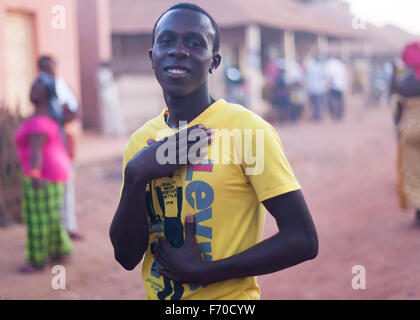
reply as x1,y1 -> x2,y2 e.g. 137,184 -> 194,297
150,9 -> 221,97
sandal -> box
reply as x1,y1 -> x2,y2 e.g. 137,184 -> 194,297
19,263 -> 43,273
69,232 -> 84,241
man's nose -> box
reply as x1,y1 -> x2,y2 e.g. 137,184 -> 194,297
168,43 -> 190,59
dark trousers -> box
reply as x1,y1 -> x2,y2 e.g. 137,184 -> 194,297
310,94 -> 324,121
328,89 -> 344,120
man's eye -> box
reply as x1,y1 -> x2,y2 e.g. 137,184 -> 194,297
159,39 -> 172,45
188,41 -> 202,48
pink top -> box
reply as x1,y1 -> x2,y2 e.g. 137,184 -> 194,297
15,115 -> 71,183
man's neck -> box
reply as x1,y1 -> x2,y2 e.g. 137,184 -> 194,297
163,84 -> 215,128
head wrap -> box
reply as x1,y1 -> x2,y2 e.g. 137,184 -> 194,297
402,41 -> 420,79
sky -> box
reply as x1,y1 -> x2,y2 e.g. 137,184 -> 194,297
344,0 -> 420,35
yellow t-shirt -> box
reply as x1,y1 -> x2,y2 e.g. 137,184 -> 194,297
121,99 -> 301,300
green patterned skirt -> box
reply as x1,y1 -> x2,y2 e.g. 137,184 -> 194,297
22,178 -> 73,267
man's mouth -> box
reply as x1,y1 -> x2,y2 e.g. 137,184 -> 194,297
165,66 -> 190,75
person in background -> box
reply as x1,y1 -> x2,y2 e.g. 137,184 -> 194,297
262,54 -> 280,106
224,66 -> 248,107
97,62 -> 127,137
263,55 -> 280,89
325,55 -> 347,120
37,56 -> 83,240
366,63 -> 393,108
15,75 -> 73,272
286,58 -> 305,122
271,60 -> 292,121
390,41 -> 420,225
305,56 -> 326,121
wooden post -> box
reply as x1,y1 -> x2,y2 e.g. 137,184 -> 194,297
318,34 -> 329,56
243,24 -> 266,115
284,30 -> 296,62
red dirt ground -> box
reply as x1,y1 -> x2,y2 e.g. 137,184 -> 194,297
1,97 -> 419,300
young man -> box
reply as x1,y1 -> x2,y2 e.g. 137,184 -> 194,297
110,3 -> 318,300
38,56 -> 83,240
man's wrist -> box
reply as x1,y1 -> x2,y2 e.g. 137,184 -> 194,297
197,260 -> 222,286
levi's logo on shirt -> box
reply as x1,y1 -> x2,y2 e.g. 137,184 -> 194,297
186,160 -> 213,181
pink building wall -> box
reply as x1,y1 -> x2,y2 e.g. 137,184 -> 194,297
0,0 -> 81,105
77,0 -> 112,130
0,0 -> 112,130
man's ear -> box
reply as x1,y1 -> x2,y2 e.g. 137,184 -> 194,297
149,48 -> 154,69
210,53 -> 222,73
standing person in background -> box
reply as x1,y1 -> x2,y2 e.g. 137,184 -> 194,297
325,55 -> 347,120
271,60 -> 292,121
305,56 -> 326,121
37,56 -> 83,240
286,58 -> 305,122
271,58 -> 303,122
15,76 -> 73,272
390,42 -> 420,225
262,55 -> 279,105
97,62 -> 127,137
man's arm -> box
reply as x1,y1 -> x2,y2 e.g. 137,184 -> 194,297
110,125 -> 212,271
155,190 -> 318,285
109,171 -> 149,271
203,190 -> 318,281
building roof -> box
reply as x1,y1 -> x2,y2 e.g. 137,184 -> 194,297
110,0 -> 361,39
309,1 -> 419,56
371,24 -> 419,55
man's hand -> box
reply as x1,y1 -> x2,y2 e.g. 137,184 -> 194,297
125,124 -> 212,184
151,191 -> 318,286
154,215 -> 207,284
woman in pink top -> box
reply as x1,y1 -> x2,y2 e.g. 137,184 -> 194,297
15,74 -> 73,272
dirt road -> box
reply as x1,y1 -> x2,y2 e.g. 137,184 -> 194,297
1,98 -> 419,300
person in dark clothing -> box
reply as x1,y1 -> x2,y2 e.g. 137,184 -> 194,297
390,41 -> 420,225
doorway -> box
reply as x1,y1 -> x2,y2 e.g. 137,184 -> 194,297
4,11 -> 36,117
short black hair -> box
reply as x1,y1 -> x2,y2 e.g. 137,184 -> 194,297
37,55 -> 54,70
151,3 -> 220,53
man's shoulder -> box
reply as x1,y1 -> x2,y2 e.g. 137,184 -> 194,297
220,101 -> 274,131
124,113 -> 164,153
55,77 -> 69,89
